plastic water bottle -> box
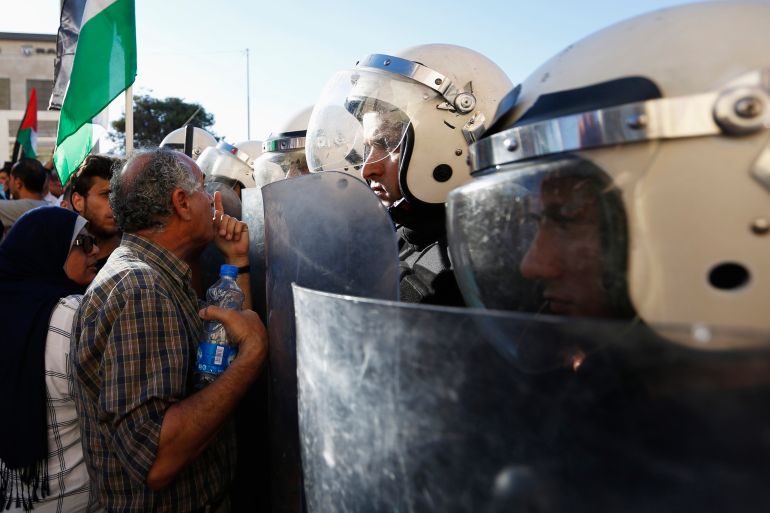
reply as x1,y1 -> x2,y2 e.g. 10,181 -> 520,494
195,264 -> 245,388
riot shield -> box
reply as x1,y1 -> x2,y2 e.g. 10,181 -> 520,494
241,187 -> 267,321
295,285 -> 770,513
264,171 -> 399,513
211,187 -> 270,513
205,180 -> 242,219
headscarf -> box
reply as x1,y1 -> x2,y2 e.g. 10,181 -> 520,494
0,206 -> 87,509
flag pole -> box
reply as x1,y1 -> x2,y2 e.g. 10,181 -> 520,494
125,85 -> 134,155
11,141 -> 20,165
246,48 -> 251,140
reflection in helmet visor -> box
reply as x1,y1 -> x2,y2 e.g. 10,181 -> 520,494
448,156 -> 632,320
253,150 -> 310,188
306,68 -> 438,176
361,110 -> 409,167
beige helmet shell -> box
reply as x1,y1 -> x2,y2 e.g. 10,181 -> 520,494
233,140 -> 264,168
197,141 -> 256,188
159,126 -> 217,160
475,1 -> 770,333
253,106 -> 313,186
278,106 -> 313,134
392,44 -> 513,205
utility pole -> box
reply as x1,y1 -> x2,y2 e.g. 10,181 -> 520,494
246,48 -> 251,140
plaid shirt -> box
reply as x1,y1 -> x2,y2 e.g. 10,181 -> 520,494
71,233 -> 236,513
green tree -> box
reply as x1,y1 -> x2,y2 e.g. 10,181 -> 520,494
110,94 -> 216,151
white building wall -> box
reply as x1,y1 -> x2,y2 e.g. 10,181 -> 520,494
0,33 -> 59,164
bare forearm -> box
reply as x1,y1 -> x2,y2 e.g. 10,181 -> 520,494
235,271 -> 252,311
146,354 -> 263,490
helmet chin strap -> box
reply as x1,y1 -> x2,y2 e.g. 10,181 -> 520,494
387,197 -> 447,246
386,197 -> 409,222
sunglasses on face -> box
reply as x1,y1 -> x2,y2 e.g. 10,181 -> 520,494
73,234 -> 97,254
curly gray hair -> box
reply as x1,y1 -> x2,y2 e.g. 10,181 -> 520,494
110,148 -> 199,232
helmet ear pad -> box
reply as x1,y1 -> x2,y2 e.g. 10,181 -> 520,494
394,123 -> 448,229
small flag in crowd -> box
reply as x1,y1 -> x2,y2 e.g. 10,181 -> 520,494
15,88 -> 38,161
53,0 -> 137,186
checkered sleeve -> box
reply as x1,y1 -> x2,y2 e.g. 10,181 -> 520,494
44,295 -> 91,507
98,286 -> 191,485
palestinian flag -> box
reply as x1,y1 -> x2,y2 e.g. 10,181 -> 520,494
15,88 -> 38,160
49,0 -> 85,110
53,0 -> 136,185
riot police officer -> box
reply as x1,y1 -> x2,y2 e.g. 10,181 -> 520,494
293,3 -> 770,513
443,1 -> 770,510
253,106 -> 313,187
159,125 -> 217,160
306,44 -> 513,305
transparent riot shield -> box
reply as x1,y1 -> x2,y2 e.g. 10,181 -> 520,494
229,186 -> 271,513
264,171 -> 399,513
295,285 -> 770,513
241,187 -> 267,321
199,181 -> 244,292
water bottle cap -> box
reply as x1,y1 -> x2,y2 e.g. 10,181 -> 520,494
219,264 -> 238,278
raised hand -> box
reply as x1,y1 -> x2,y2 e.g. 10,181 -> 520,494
211,190 -> 249,265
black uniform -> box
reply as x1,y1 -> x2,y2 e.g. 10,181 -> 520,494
390,200 -> 464,307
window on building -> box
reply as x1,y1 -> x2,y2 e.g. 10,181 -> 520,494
38,120 -> 59,138
0,79 -> 10,110
26,79 -> 53,111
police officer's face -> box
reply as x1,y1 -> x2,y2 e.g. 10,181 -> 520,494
361,141 -> 402,207
519,175 -> 613,318
360,113 -> 404,207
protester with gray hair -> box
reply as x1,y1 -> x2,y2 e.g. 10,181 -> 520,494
71,148 -> 268,512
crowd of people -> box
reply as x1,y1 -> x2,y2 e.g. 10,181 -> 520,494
1,149 -> 267,512
1,1 -> 769,511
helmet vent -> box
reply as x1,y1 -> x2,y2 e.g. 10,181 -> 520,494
708,262 -> 750,291
433,165 -> 453,183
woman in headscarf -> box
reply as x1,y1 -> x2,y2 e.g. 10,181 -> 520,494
0,206 -> 100,512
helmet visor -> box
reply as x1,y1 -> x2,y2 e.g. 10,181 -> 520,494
253,149 -> 309,188
448,156 -> 633,320
200,147 -> 255,188
306,68 -> 439,176
451,146 -> 770,350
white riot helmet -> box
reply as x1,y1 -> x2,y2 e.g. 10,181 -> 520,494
448,1 -> 770,343
197,141 -> 256,189
252,106 -> 312,188
306,44 -> 513,206
233,140 -> 264,168
159,126 -> 217,160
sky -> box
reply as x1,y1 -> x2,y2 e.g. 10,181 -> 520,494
1,0 -> 698,146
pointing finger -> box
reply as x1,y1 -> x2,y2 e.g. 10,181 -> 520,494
212,191 -> 223,222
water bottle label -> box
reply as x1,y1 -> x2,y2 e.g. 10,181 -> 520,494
196,342 -> 238,375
